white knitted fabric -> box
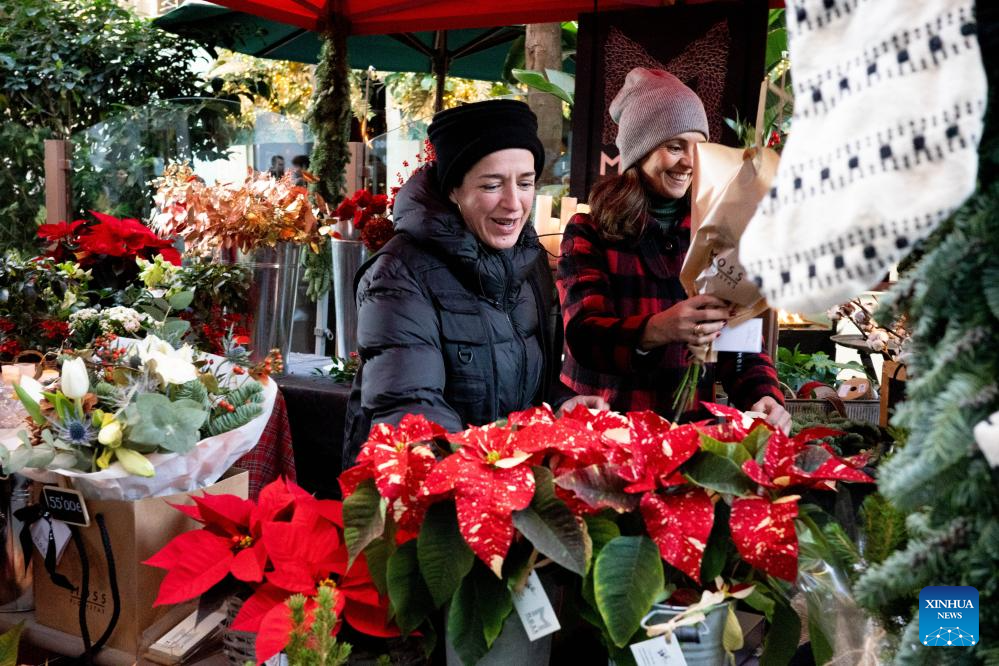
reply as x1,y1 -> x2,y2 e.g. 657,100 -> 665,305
739,0 -> 987,313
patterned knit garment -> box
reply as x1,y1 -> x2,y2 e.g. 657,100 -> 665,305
739,0 -> 988,313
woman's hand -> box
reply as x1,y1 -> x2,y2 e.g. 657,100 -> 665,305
556,394 -> 611,417
750,396 -> 792,434
640,294 -> 731,350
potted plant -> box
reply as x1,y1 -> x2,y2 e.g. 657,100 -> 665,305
339,403 -> 875,665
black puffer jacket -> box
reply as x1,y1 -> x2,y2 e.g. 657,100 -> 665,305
342,168 -> 568,467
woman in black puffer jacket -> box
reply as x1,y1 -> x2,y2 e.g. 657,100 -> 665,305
343,100 -> 606,467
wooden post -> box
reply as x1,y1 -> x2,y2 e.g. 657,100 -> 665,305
525,23 -> 563,184
344,141 -> 366,195
44,139 -> 73,225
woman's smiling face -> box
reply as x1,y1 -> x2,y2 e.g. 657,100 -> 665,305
448,148 -> 536,250
637,131 -> 705,199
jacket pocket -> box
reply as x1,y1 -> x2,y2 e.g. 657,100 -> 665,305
434,291 -> 486,344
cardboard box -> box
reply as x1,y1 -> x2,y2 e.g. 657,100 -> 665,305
32,469 -> 248,655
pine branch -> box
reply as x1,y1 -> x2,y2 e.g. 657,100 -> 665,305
205,403 -> 263,437
859,493 -> 907,567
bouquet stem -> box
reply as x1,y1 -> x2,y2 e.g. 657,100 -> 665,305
671,358 -> 703,422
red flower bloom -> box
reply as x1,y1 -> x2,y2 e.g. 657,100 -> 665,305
37,219 -> 85,243
730,496 -> 799,581
77,212 -> 180,265
359,216 -> 395,253
422,424 -> 535,576
334,199 -> 357,222
39,319 -> 69,342
0,318 -> 15,334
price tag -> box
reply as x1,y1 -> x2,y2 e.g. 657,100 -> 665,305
714,318 -> 763,353
30,516 -> 72,564
42,486 -> 90,527
629,635 -> 688,666
511,570 -> 560,641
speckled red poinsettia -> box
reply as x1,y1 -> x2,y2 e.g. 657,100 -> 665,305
640,488 -> 715,582
609,411 -> 702,493
508,404 -> 608,470
729,495 -> 800,581
338,414 -> 445,532
740,427 -> 873,491
422,423 -> 535,576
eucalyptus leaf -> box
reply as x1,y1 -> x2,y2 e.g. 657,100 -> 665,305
168,290 -> 194,311
124,394 -> 206,452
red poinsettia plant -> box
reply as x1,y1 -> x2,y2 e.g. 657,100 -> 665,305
37,211 -> 180,292
340,402 -> 873,665
145,477 -> 399,664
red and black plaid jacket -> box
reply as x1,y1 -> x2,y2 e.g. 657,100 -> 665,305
556,212 -> 782,416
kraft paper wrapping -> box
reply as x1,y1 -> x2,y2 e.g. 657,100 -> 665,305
680,143 -> 780,361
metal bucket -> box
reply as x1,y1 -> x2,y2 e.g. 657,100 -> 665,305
239,243 -> 302,364
330,239 -> 367,359
641,603 -> 730,665
0,474 -> 33,612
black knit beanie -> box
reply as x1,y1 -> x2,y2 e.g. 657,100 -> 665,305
427,99 -> 546,192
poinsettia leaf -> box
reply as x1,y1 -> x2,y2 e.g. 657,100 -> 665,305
452,463 -> 534,576
231,583 -> 291,633
149,531 -> 233,605
447,568 -> 489,666
698,432 -> 752,465
363,519 -> 397,596
593,535 -> 664,647
0,622 -> 24,666
639,489 -> 714,583
555,464 -> 640,513
230,544 -> 265,583
191,492 -> 254,535
584,515 -> 621,556
743,586 -> 776,622
684,451 -> 756,496
417,502 -> 475,608
730,497 -> 799,581
740,425 -> 774,458
338,462 -> 375,497
343,599 -> 402,638
512,467 -> 589,576
386,540 -> 434,635
760,599 -> 801,666
700,501 -> 733,583
343,478 -> 387,567
472,562 -> 513,648
254,599 -> 295,664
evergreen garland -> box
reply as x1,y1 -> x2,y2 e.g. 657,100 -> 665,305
206,402 -> 263,437
855,7 -> 999,660
302,16 -> 352,301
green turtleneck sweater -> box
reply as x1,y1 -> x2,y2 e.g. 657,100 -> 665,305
647,195 -> 687,236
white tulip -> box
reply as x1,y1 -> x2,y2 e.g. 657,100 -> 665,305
60,357 -> 90,400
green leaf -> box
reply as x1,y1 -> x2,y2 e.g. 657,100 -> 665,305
418,502 -> 475,608
511,466 -> 589,576
744,587 -> 776,622
114,447 -> 154,477
808,613 -> 834,666
700,501 -> 732,582
684,452 -> 756,496
511,68 -> 573,105
723,604 -> 744,654
12,383 -> 44,425
342,478 -> 386,567
363,519 -> 397,596
544,69 -> 575,98
741,425 -> 773,458
168,290 -> 194,310
447,562 -> 514,665
584,515 -> 621,556
593,536 -> 664,647
159,318 -> 191,340
0,621 -> 24,666
386,540 -> 433,635
698,432 -> 751,465
760,600 -> 801,666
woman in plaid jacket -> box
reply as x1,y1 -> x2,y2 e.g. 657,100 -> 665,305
557,68 -> 790,431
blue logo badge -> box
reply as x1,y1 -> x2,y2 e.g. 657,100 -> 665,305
919,586 -> 979,647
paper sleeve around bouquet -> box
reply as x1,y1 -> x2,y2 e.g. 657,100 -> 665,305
680,139 -> 780,361
18,354 -> 277,501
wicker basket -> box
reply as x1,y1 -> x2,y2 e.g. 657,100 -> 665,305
785,398 -> 880,424
222,595 -> 258,666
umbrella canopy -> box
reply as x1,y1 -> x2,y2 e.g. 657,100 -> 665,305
154,1 -> 527,81
205,0 -> 783,35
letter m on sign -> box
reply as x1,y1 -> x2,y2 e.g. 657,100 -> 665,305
600,152 -> 620,176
